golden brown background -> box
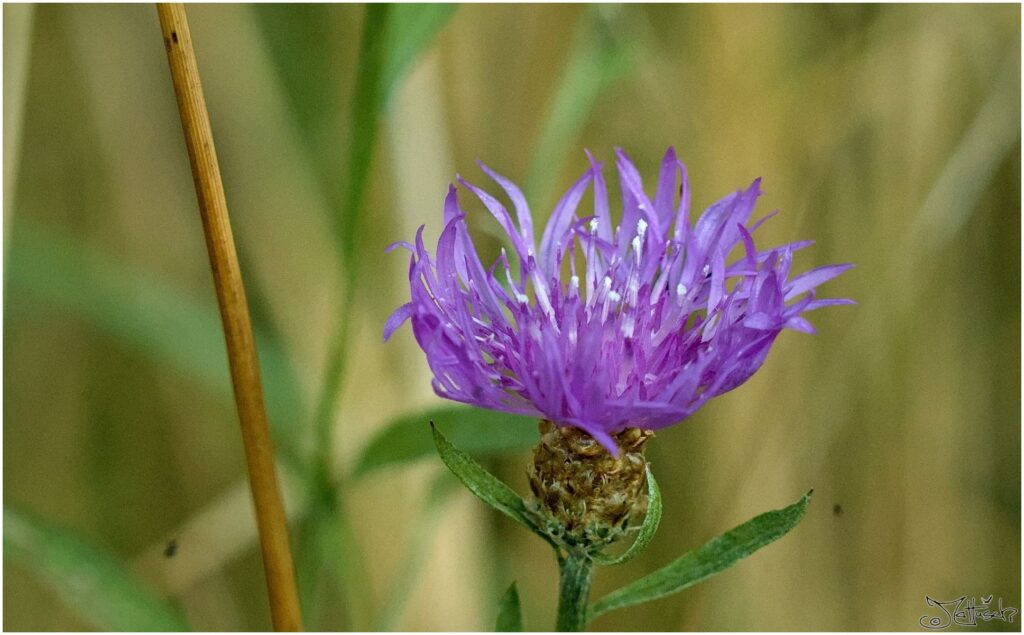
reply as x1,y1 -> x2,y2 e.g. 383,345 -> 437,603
3,3 -> 1020,631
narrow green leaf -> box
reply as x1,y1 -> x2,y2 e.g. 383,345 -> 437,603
338,3 -> 456,270
336,4 -> 388,277
382,4 -> 456,106
300,6 -> 456,627
309,3 -> 455,459
495,581 -> 524,632
430,423 -> 546,540
4,507 -> 189,631
589,490 -> 813,621
3,2 -> 34,220
353,406 -> 536,478
592,464 -> 662,566
909,50 -> 1020,254
524,5 -> 640,206
5,220 -> 307,465
251,5 -> 334,153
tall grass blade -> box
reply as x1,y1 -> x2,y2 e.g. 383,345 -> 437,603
381,4 -> 456,107
4,220 -> 306,464
299,5 -> 456,626
375,472 -> 461,630
5,507 -> 189,631
2,3 -> 34,244
525,5 -> 639,206
909,50 -> 1021,255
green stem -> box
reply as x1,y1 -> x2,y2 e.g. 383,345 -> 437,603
298,5 -> 390,628
556,552 -> 594,632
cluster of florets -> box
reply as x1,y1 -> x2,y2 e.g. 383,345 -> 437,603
385,148 -> 852,455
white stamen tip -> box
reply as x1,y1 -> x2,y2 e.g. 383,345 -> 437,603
515,292 -> 529,304
631,236 -> 642,253
637,218 -> 648,236
588,219 -> 599,233
602,276 -> 612,290
702,264 -> 711,276
628,277 -> 639,296
676,283 -> 688,296
622,317 -> 635,338
608,290 -> 622,303
570,275 -> 580,289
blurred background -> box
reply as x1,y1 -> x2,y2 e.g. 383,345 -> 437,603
3,3 -> 1020,631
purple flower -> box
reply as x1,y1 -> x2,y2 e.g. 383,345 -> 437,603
384,148 -> 853,454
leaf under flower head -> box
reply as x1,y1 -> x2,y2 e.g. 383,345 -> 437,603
385,148 -> 853,455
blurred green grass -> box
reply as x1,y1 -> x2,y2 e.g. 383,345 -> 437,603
3,3 -> 1020,631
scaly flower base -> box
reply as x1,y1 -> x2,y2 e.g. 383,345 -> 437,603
527,420 -> 653,552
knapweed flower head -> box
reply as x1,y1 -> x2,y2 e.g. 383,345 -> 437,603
385,148 -> 853,455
